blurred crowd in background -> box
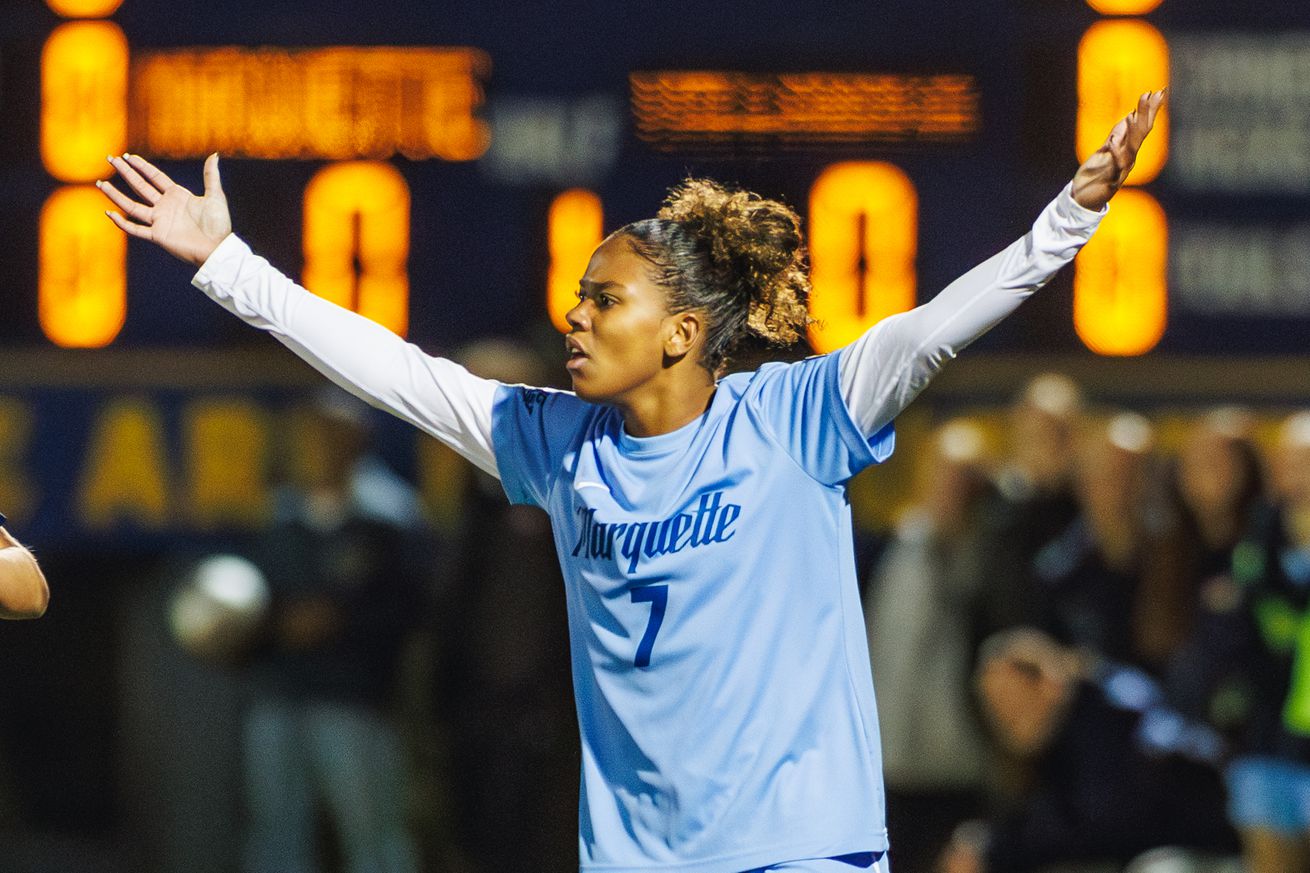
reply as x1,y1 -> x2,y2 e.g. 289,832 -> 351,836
869,374 -> 1309,873
4,359 -> 1310,873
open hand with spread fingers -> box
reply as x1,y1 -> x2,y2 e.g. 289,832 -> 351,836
1071,89 -> 1166,212
97,152 -> 232,268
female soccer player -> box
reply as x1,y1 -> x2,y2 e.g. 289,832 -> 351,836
99,91 -> 1164,873
0,515 -> 49,619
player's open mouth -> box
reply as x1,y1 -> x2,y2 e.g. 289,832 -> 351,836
565,338 -> 590,372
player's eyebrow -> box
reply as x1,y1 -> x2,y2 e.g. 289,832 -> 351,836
579,278 -> 623,293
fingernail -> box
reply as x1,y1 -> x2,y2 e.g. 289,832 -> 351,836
94,180 -> 101,188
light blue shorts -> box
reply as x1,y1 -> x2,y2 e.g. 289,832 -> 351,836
1226,755 -> 1310,833
755,852 -> 888,873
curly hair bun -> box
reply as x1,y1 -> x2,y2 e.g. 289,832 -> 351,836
657,178 -> 812,346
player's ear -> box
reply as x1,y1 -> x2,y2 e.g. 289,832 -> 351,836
663,310 -> 702,360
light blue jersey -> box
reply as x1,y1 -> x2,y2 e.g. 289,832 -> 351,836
492,349 -> 894,873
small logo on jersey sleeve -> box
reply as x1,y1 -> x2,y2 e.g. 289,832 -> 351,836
521,388 -> 547,416
570,490 -> 742,574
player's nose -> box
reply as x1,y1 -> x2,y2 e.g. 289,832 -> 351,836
565,299 -> 592,332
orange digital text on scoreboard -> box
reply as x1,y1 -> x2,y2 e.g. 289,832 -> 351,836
131,47 -> 491,161
630,71 -> 979,152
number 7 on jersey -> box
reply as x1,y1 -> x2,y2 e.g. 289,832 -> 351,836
630,585 -> 668,668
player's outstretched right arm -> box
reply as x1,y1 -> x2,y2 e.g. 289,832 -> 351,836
837,90 -> 1166,438
0,523 -> 49,620
98,153 -> 503,477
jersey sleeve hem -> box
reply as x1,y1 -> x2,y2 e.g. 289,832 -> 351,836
828,349 -> 895,473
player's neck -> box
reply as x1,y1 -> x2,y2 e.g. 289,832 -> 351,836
617,371 -> 716,439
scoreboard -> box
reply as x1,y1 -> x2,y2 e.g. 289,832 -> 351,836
5,0 -> 1309,355
0,1 -> 1178,345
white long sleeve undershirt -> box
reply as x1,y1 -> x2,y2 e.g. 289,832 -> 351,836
192,241 -> 504,477
837,183 -> 1104,436
191,183 -> 1103,482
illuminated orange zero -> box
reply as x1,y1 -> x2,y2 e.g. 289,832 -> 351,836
547,189 -> 604,333
1084,0 -> 1163,16
807,162 -> 917,353
1077,20 -> 1169,186
45,0 -> 125,17
302,161 -> 411,336
1074,188 -> 1167,356
41,21 -> 128,182
39,185 -> 128,348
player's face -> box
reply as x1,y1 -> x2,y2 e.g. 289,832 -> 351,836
564,235 -> 683,404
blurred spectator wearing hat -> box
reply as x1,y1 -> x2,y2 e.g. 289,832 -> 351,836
237,387 -> 431,873
0,516 -> 48,620
863,419 -> 1001,873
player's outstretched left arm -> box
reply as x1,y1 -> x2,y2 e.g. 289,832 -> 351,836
838,90 -> 1166,437
0,524 -> 49,620
97,153 -> 505,478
